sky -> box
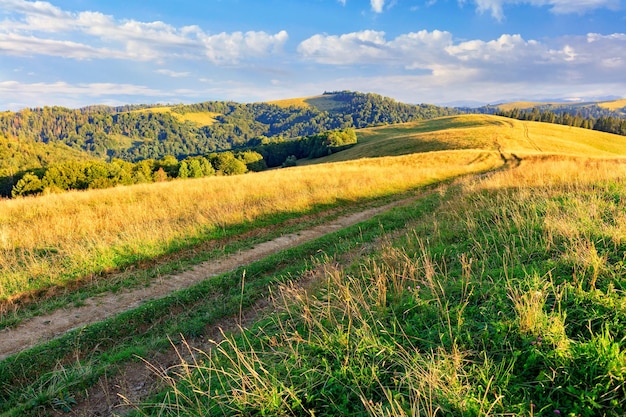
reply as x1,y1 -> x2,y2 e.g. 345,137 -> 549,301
1,0 -> 625,110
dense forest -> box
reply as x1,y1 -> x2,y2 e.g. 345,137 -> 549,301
0,91 -> 455,197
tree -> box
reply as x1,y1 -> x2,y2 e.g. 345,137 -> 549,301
208,152 -> 247,175
11,172 -> 43,197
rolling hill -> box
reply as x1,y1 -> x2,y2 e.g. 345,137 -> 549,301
306,114 -> 626,165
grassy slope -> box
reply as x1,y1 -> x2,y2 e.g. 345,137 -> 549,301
497,98 -> 626,112
132,107 -> 220,126
136,116 -> 626,417
310,114 -> 626,164
148,155 -> 626,417
3,114 -> 626,416
268,94 -> 346,111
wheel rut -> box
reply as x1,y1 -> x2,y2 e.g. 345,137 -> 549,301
0,196 -> 420,361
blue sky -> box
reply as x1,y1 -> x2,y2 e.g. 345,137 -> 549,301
1,0 -> 625,110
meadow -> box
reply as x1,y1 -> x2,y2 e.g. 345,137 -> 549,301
2,114 -> 626,416
138,155 -> 626,417
0,144 -> 500,309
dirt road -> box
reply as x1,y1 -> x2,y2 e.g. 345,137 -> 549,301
0,195 -> 420,361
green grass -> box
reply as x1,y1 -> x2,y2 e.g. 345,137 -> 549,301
131,156 -> 626,417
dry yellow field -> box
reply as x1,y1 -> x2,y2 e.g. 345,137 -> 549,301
268,94 -> 346,111
0,148 -> 501,301
314,115 -> 626,164
598,98 -> 626,111
133,107 -> 220,126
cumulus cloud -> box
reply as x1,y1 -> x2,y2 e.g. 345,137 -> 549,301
298,29 -> 626,85
371,0 -> 386,13
0,80 -> 165,97
0,0 -> 288,64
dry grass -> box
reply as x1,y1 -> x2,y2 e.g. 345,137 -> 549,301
267,97 -> 312,109
314,115 -> 626,164
132,107 -> 219,126
496,101 -> 555,111
267,94 -> 345,112
0,150 -> 500,302
598,98 -> 626,111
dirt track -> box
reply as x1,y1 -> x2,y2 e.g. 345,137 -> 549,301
0,195 -> 420,361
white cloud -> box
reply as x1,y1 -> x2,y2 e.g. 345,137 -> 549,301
155,69 -> 191,78
371,0 -> 386,13
0,0 -> 288,64
298,29 -> 626,86
298,30 -> 389,64
0,32 -> 130,59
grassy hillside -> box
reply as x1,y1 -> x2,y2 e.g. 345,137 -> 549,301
2,114 -> 626,416
0,138 -> 500,305
599,98 -> 626,111
310,114 -> 626,164
496,98 -> 626,112
268,94 -> 351,112
133,106 -> 220,127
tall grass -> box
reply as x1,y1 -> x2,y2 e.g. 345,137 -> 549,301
139,155 -> 626,417
0,150 -> 500,304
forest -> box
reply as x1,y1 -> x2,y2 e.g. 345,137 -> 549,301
6,129 -> 357,197
0,91 -> 454,197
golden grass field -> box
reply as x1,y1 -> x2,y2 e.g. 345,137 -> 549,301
0,146 -> 500,302
133,107 -> 220,126
314,114 -> 626,164
268,94 -> 346,111
598,98 -> 626,111
498,98 -> 626,112
3,114 -> 626,303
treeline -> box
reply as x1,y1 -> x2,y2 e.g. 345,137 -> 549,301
9,151 -> 255,197
0,91 -> 455,163
6,128 -> 357,197
496,108 -> 626,136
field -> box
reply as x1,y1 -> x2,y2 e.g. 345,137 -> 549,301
132,107 -> 220,126
2,115 -> 626,416
497,98 -> 626,112
268,94 -> 346,111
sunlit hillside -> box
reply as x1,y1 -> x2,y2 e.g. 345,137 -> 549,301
599,98 -> 626,111
4,111 -> 626,417
268,94 -> 347,111
133,106 -> 220,127
496,98 -> 626,112
496,101 -> 557,111
310,114 -> 626,164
